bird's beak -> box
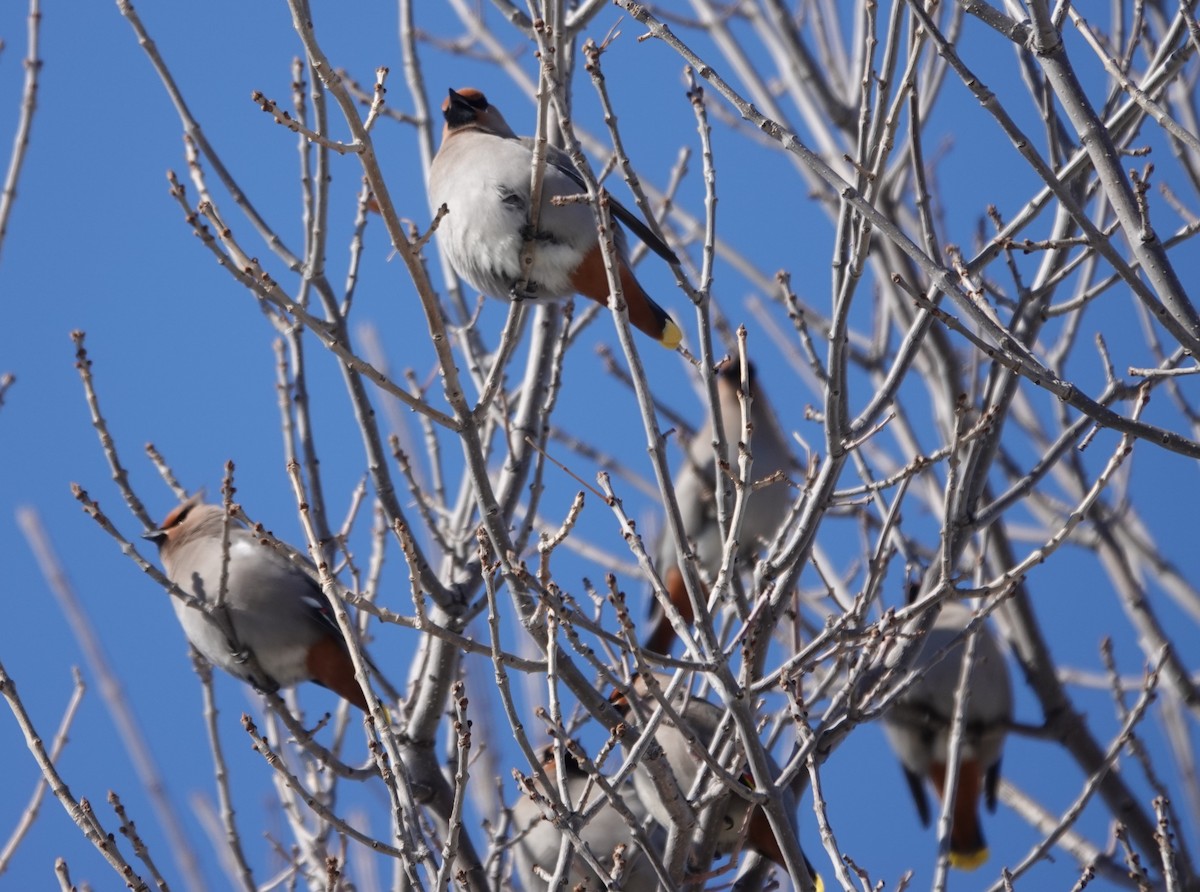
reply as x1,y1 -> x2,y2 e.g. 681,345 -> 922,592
142,528 -> 166,544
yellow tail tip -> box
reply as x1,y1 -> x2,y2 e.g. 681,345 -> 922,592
660,319 -> 683,349
950,847 -> 989,871
812,872 -> 825,892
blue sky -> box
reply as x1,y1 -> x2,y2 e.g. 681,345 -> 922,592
1,2 -> 1197,890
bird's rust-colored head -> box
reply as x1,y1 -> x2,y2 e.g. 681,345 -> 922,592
142,492 -> 207,545
141,493 -> 228,563
441,87 -> 516,139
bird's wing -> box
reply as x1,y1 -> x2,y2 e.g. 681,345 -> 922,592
903,765 -> 932,826
517,137 -> 679,265
244,534 -> 350,641
984,757 -> 1002,812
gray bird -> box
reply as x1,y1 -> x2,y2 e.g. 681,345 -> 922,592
143,495 -> 371,711
646,360 -> 795,653
610,673 -> 822,890
881,600 -> 1012,870
427,87 -> 681,348
511,746 -> 658,891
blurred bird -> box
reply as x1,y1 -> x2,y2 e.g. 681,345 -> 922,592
511,745 -> 659,891
881,600 -> 1012,870
143,495 -> 373,712
646,359 -> 795,653
610,673 -> 822,891
427,87 -> 682,348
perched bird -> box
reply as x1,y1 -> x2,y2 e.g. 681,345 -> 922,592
881,600 -> 1012,870
646,359 -> 795,653
610,674 -> 822,891
143,495 -> 372,711
511,745 -> 658,891
427,87 -> 682,348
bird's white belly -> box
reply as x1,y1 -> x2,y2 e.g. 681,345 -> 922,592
440,197 -> 588,301
429,134 -> 593,302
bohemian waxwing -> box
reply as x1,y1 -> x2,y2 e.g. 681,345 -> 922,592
427,87 -> 682,349
511,745 -> 659,891
143,495 -> 373,711
646,359 -> 795,653
881,600 -> 1012,870
610,673 -> 822,890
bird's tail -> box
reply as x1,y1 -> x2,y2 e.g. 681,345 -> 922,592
570,248 -> 681,348
620,262 -> 682,348
746,807 -> 824,890
931,759 -> 990,870
644,565 -> 693,654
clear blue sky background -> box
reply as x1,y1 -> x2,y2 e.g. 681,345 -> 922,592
1,2 -> 1196,890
